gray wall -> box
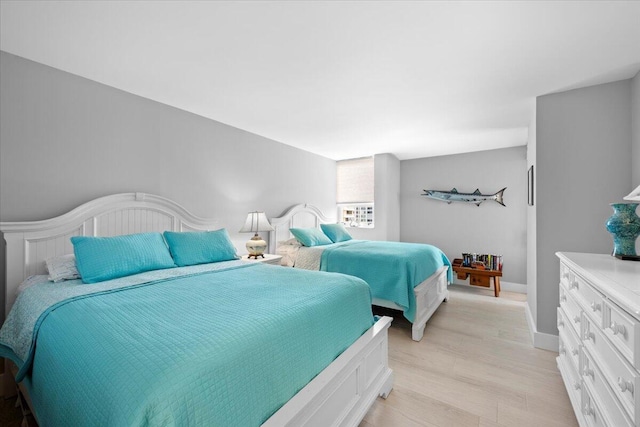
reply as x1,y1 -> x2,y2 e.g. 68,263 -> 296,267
535,79 -> 633,336
633,71 -> 640,186
0,52 -> 337,318
0,51 -> 336,225
400,146 -> 527,286
348,153 -> 400,242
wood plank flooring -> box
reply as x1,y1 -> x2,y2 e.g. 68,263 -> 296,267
361,284 -> 578,427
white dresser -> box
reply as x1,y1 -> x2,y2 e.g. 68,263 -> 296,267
556,252 -> 640,427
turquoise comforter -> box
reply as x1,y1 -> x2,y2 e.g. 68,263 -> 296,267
0,262 -> 374,426
320,240 -> 452,322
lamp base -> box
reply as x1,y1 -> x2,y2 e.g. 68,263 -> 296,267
246,234 -> 267,259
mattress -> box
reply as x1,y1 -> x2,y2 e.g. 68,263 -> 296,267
0,261 -> 374,426
279,239 -> 452,322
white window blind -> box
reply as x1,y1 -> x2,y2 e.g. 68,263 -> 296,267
336,157 -> 374,203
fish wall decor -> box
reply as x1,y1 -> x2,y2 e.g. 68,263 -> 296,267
422,187 -> 506,207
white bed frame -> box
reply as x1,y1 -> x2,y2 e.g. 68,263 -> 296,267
269,203 -> 449,342
0,193 -> 393,426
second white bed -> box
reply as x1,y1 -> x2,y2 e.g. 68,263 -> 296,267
270,204 -> 450,342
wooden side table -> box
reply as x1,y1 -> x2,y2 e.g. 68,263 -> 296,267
452,258 -> 503,297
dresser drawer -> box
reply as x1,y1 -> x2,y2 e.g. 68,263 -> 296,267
560,282 -> 583,337
558,306 -> 572,339
565,271 -> 605,327
604,300 -> 640,369
560,262 -> 572,286
582,380 -> 610,427
560,316 -> 582,372
583,314 -> 639,423
582,347 -> 634,427
558,344 -> 584,422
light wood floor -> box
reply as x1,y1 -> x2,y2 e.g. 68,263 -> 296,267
361,284 -> 579,427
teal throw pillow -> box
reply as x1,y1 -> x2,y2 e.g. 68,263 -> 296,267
320,223 -> 353,243
290,227 -> 333,247
71,232 -> 176,284
163,229 -> 238,267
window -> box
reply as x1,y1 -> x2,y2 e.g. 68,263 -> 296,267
337,157 -> 374,228
339,203 -> 374,227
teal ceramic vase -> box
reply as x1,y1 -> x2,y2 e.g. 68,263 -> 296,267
605,203 -> 640,256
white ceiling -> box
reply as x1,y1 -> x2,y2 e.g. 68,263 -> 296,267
1,1 -> 639,161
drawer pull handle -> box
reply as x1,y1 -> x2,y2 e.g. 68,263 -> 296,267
573,315 -> 580,324
571,348 -> 579,356
573,381 -> 581,390
590,302 -> 601,312
560,295 -> 567,303
562,271 -> 569,279
610,321 -> 626,336
559,345 -> 566,355
584,331 -> 595,342
558,320 -> 565,329
582,405 -> 594,417
583,367 -> 594,379
618,377 -> 635,395
569,281 -> 579,290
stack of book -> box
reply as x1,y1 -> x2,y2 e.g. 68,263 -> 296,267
461,253 -> 503,271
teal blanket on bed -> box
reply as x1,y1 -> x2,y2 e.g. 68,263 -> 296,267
0,263 -> 374,427
320,240 -> 452,322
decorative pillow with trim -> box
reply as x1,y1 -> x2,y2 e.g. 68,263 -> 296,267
320,223 -> 353,243
71,232 -> 176,284
289,227 -> 333,247
163,229 -> 238,267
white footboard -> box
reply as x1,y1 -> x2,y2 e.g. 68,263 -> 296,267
410,266 -> 449,341
262,316 -> 393,427
372,266 -> 449,342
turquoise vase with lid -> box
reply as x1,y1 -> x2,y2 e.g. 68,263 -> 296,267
605,203 -> 640,256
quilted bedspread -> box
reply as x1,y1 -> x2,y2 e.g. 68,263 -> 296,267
320,240 -> 452,322
0,262 -> 374,426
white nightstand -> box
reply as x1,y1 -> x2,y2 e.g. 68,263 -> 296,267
241,254 -> 283,266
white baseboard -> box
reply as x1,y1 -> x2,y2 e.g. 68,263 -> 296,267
525,303 -> 535,344
500,280 -> 527,294
452,280 -> 527,294
525,303 -> 559,352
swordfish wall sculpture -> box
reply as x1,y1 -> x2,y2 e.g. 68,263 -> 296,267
422,187 -> 507,207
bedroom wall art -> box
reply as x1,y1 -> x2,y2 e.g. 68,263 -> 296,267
421,187 -> 506,207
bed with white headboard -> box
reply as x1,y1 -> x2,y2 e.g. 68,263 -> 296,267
268,203 -> 334,254
1,192 -> 218,313
269,203 -> 451,342
0,192 -> 393,426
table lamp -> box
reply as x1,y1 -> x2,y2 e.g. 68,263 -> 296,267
624,184 -> 640,201
240,211 -> 275,258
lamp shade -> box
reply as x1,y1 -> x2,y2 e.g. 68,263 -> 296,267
624,185 -> 640,202
239,211 -> 275,233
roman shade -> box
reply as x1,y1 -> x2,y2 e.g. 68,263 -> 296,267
336,157 -> 374,203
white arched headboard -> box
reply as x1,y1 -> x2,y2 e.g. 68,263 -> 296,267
0,192 -> 219,315
268,204 -> 335,254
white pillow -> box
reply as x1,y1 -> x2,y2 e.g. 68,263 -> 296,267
279,238 -> 302,247
276,238 -> 302,267
45,254 -> 81,282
